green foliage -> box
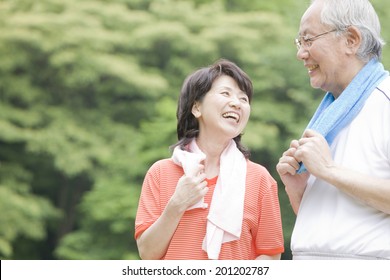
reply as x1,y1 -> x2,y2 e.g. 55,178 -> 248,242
0,163 -> 61,258
0,0 -> 389,260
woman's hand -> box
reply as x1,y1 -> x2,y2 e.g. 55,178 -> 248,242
170,164 -> 209,213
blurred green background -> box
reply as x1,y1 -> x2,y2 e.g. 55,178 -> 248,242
0,0 -> 389,260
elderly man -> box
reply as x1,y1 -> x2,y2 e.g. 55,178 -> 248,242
277,0 -> 390,260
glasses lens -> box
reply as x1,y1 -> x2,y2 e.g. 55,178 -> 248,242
294,38 -> 301,50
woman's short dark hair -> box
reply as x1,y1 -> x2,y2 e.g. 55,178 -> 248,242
171,59 -> 253,158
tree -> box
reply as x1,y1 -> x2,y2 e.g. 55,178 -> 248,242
0,0 -> 161,259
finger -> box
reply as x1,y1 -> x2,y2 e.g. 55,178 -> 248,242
194,164 -> 205,176
179,173 -> 204,187
298,135 -> 316,145
197,180 -> 208,189
200,186 -> 209,196
197,172 -> 207,184
283,147 -> 297,157
284,155 -> 300,171
276,161 -> 286,174
276,161 -> 297,176
302,129 -> 322,138
290,139 -> 300,149
298,137 -> 309,146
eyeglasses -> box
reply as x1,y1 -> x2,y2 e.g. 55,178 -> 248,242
295,29 -> 338,50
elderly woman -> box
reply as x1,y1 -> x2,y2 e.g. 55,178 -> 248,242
277,0 -> 390,259
135,59 -> 284,260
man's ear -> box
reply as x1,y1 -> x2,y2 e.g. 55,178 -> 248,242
345,25 -> 362,55
192,102 -> 201,118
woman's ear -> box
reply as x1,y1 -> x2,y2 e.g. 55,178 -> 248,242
192,102 -> 201,118
345,25 -> 362,55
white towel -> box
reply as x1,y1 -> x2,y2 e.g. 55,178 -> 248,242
172,139 -> 246,259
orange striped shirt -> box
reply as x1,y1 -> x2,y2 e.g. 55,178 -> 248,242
135,159 -> 284,259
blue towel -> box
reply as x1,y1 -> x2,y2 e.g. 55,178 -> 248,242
297,58 -> 389,174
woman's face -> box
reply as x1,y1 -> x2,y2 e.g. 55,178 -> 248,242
296,1 -> 352,96
192,75 -> 251,140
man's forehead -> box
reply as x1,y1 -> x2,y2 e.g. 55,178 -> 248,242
298,4 -> 322,34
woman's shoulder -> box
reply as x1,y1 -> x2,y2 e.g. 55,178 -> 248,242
244,160 -> 277,201
246,160 -> 271,174
147,158 -> 183,177
149,158 -> 175,168
246,160 -> 276,184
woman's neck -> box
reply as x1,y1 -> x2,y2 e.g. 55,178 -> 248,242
195,137 -> 231,179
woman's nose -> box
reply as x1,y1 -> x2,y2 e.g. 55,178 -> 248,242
229,97 -> 241,108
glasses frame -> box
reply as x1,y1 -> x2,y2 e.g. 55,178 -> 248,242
295,29 -> 338,50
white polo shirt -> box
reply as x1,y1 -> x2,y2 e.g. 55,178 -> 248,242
291,76 -> 390,260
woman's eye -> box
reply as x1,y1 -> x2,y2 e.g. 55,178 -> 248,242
241,97 -> 249,102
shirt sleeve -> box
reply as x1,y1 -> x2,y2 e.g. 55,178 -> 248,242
134,162 -> 162,240
255,176 -> 284,256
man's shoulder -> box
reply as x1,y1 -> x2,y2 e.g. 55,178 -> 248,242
376,76 -> 390,101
